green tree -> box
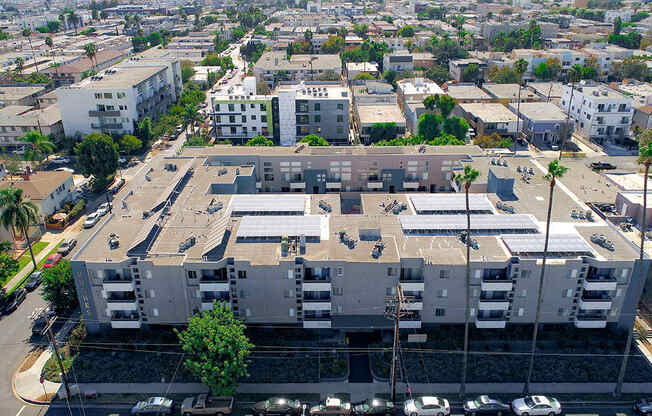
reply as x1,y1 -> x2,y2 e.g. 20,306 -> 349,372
383,69 -> 397,85
474,133 -> 513,148
75,133 -> 119,190
120,135 -> 142,154
523,160 -> 568,394
425,65 -> 450,84
131,36 -> 147,52
176,301 -> 253,395
40,260 -> 78,312
436,95 -> 456,118
423,95 -> 438,111
84,43 -> 97,72
46,20 -> 60,33
462,63 -> 480,82
611,57 -> 649,81
535,62 -> 550,80
353,73 -> 376,81
246,136 -> 274,146
546,58 -> 562,81
321,35 -> 344,54
418,113 -> 443,140
429,36 -> 467,66
14,56 -> 25,77
181,60 -> 196,83
353,23 -> 368,38
0,187 -> 39,269
369,122 -> 398,143
299,134 -> 329,146
19,130 -> 54,170
0,253 -> 18,284
613,16 -> 622,35
616,134 -> 652,396
397,25 -> 415,37
456,164 -> 479,396
443,116 -> 469,140
182,104 -> 201,137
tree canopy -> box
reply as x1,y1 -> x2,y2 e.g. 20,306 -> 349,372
299,134 -> 329,146
474,133 -> 513,149
41,260 -> 78,312
246,136 -> 274,146
75,133 -> 119,190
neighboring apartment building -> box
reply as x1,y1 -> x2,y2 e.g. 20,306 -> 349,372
255,52 -> 342,88
211,79 -> 350,146
70,150 -> 646,334
43,49 -> 129,87
449,58 -> 488,82
0,169 -> 73,220
455,103 -> 519,138
0,86 -> 47,107
0,105 -> 63,149
352,81 -> 406,144
510,102 -> 573,149
560,82 -> 634,144
383,52 -> 414,73
57,58 -> 182,137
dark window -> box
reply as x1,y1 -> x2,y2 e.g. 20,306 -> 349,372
238,270 -> 247,279
188,271 -> 197,279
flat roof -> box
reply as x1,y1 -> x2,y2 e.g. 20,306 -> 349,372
516,102 -> 567,121
502,234 -> 594,256
409,193 -> 494,213
399,214 -> 539,233
482,83 -> 541,101
445,84 -> 492,100
76,66 -> 166,88
357,104 -> 406,125
229,194 -> 308,214
459,103 -> 518,123
237,215 -> 325,237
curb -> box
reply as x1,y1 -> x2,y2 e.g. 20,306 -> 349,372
11,351 -> 52,407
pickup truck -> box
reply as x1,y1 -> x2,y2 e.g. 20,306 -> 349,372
181,395 -> 234,416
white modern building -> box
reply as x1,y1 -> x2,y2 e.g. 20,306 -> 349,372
560,82 -> 634,144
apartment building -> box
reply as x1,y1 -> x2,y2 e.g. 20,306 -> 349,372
455,103 -> 519,138
210,79 -> 350,146
449,58 -> 488,82
510,102 -> 573,149
0,86 -> 47,107
43,49 -> 129,87
0,105 -> 63,148
57,58 -> 182,137
352,82 -> 406,144
70,150 -> 646,333
560,82 -> 634,144
383,52 -> 414,73
255,52 -> 342,88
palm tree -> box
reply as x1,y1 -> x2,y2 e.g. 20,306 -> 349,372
19,130 -> 55,170
615,134 -> 652,396
0,187 -> 39,270
84,43 -> 97,73
45,36 -> 58,76
523,160 -> 568,394
514,58 -> 528,143
22,27 -> 39,73
456,164 -> 479,397
183,104 -> 201,137
14,57 -> 24,78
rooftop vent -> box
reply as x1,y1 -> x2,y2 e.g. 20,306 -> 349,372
178,236 -> 196,252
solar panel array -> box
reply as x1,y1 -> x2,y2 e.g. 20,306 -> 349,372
502,234 -> 594,255
399,214 -> 538,232
237,215 -> 322,237
409,194 -> 494,213
230,194 -> 306,214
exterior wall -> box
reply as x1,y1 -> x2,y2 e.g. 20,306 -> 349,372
212,98 -> 274,142
279,89 -> 297,146
295,97 -> 349,145
36,175 -> 75,218
633,108 -> 652,132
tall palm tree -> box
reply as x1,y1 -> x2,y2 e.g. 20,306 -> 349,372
14,57 -> 24,78
19,130 -> 55,170
523,160 -> 568,394
84,43 -> 97,73
514,58 -> 528,142
456,164 -> 479,397
615,134 -> 652,395
45,36 -> 58,76
22,27 -> 39,74
0,187 -> 39,270
183,104 -> 201,137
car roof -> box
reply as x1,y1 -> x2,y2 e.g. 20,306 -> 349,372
47,254 -> 59,259
421,397 -> 441,406
531,396 -> 550,405
326,398 -> 342,407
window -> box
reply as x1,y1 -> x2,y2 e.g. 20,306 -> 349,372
284,289 -> 294,298
440,270 -> 450,279
519,289 -> 527,297
562,288 -> 573,298
242,115 -> 246,122
228,104 -> 235,111
117,92 -> 126,99
261,115 -> 267,122
438,289 -> 448,298
435,308 -> 445,317
103,93 -> 112,99
333,287 -> 343,296
94,93 -> 102,99
518,307 -> 525,316
215,104 -> 220,111
240,104 -> 246,111
337,103 -> 344,111
260,103 -> 265,111
238,270 -> 247,279
387,267 -> 394,276
557,308 -> 565,317
188,271 -> 197,279
386,287 -> 397,296
337,115 -> 344,122
314,114 -> 321,122
337,267 -> 343,277
230,127 -> 237,134
521,270 -> 531,279
152,308 -> 159,317
149,289 -> 155,298
314,103 -> 320,111
245,308 -> 251,317
252,115 -> 257,120
570,269 -> 578,278
289,308 -> 295,317
250,103 -> 255,108
337,126 -> 343,134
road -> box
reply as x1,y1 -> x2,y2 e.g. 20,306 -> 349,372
15,402 -> 646,416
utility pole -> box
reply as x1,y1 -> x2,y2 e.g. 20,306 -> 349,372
385,284 -> 415,402
43,317 -> 71,399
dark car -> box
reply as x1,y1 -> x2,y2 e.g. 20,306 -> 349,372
464,396 -> 510,416
353,399 -> 398,416
634,399 -> 652,415
24,271 -> 43,292
57,239 -> 77,256
252,397 -> 302,416
590,162 -> 617,170
2,289 -> 26,314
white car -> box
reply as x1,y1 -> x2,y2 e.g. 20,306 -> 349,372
404,397 -> 450,416
83,212 -> 100,228
97,202 -> 111,216
131,397 -> 174,415
51,156 -> 70,164
55,167 -> 74,173
511,396 -> 561,416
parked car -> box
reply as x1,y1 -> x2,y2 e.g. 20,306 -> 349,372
634,399 -> 652,415
51,156 -> 70,164
55,167 -> 74,173
43,253 -> 62,269
57,239 -> 77,256
97,202 -> 112,216
464,396 -> 510,416
511,396 -> 561,416
24,271 -> 43,291
252,397 -> 302,416
310,397 -> 352,416
181,395 -> 234,415
353,398 -> 398,416
404,397 -> 450,416
131,397 -> 174,415
110,178 -> 125,194
590,161 -> 617,170
119,157 -> 128,165
83,212 -> 100,228
2,289 -> 26,314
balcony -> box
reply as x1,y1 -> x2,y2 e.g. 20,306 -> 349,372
102,274 -> 134,292
399,315 -> 422,328
403,181 -> 420,189
583,277 -> 617,292
478,293 -> 510,311
326,181 -> 341,189
367,181 -> 383,189
91,123 -> 123,130
302,282 -> 331,291
110,312 -> 140,329
106,293 -> 137,311
290,182 -> 306,190
303,320 -> 332,328
475,313 -> 507,328
481,270 -> 513,292
575,313 -> 607,328
304,268 -> 331,282
303,301 -> 331,311
89,110 -> 120,117
199,282 -> 229,292
404,300 -> 423,310
579,293 -> 613,310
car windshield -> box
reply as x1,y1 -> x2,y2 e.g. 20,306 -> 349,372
524,397 -> 536,407
45,258 -> 53,264
413,400 -> 423,409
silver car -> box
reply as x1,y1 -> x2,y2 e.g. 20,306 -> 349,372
511,396 -> 561,416
404,397 -> 450,416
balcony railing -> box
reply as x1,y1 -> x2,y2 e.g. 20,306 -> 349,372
304,312 -> 331,320
576,313 -> 608,321
201,294 -> 230,303
107,294 -> 136,302
89,110 -> 120,117
200,274 -> 228,282
91,123 -> 123,129
482,269 -> 510,281
110,312 -> 139,321
303,293 -> 331,301
103,273 -> 132,283
480,294 -> 509,301
304,269 -> 331,282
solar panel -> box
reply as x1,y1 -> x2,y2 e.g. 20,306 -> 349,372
409,194 -> 494,213
237,215 -> 322,238
399,214 -> 538,233
502,234 -> 594,255
230,194 -> 307,215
